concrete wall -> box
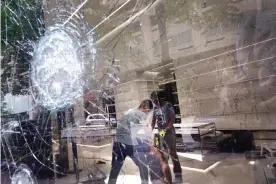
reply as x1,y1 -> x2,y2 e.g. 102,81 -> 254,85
114,79 -> 157,118
174,20 -> 276,130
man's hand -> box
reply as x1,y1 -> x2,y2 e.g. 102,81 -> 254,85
160,129 -> 166,137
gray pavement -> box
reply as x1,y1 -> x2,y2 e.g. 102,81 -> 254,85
1,138 -> 269,184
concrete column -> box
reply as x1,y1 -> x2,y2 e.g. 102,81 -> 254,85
140,13 -> 155,65
256,0 -> 263,10
156,3 -> 170,62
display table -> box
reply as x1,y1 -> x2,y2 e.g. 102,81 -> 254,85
261,143 -> 276,158
61,125 -> 115,138
154,123 -> 217,156
61,126 -> 114,183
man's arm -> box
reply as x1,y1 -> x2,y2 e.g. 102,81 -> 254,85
151,113 -> 156,130
166,107 -> 175,130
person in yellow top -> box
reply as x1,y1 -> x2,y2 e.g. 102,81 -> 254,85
151,91 -> 182,184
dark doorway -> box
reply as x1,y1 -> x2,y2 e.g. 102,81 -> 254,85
103,97 -> 116,119
159,79 -> 181,123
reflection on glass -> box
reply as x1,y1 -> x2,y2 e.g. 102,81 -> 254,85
1,0 -> 275,184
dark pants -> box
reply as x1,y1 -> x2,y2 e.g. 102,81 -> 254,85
132,150 -> 149,184
108,142 -> 149,184
164,127 -> 182,179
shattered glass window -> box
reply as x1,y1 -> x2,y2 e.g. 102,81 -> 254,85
1,0 -> 276,184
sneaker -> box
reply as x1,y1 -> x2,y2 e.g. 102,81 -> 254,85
173,177 -> 183,184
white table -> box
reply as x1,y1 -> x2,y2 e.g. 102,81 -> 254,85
154,122 -> 217,156
261,143 -> 276,158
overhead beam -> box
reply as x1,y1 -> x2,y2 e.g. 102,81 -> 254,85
95,0 -> 163,47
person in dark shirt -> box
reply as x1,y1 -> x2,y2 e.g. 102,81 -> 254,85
150,91 -> 182,183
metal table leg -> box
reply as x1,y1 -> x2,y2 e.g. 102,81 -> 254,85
198,127 -> 203,157
71,137 -> 79,183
